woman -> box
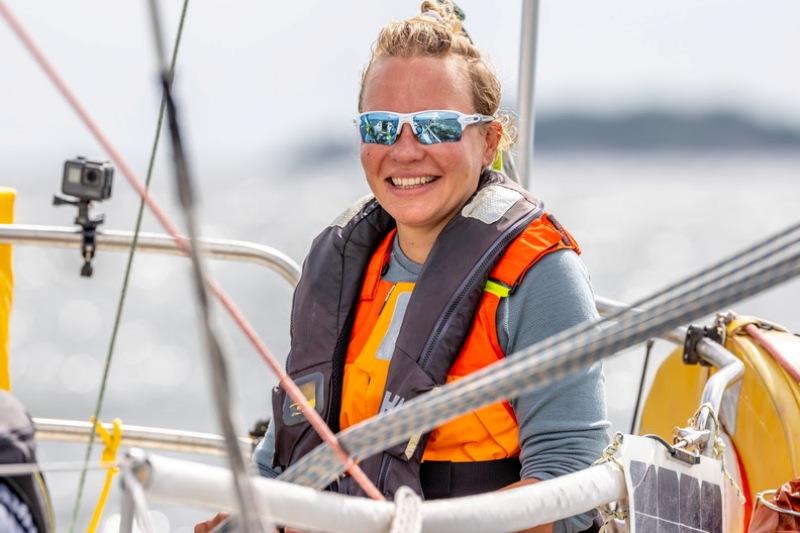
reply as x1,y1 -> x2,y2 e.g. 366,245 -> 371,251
199,2 -> 608,532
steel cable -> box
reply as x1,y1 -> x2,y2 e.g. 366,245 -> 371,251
66,2 -> 190,530
146,1 -> 266,530
282,225 -> 800,488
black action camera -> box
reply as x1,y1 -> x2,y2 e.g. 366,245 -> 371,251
62,156 -> 113,201
54,156 -> 114,277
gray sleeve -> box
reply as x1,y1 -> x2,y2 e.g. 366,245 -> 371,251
252,421 -> 282,479
499,249 -> 610,533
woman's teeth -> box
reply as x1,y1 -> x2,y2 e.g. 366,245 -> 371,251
390,176 -> 437,188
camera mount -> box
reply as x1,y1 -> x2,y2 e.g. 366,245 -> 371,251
55,156 -> 114,277
53,195 -> 105,277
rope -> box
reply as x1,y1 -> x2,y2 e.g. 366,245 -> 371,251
146,2 -> 269,530
744,322 -> 800,382
65,2 -> 191,529
593,432 -> 625,472
686,404 -> 746,504
87,418 -> 123,533
389,486 -> 422,533
598,506 -> 628,533
592,433 -> 628,532
629,338 -> 654,434
0,0 -> 380,501
281,225 -> 800,488
281,217 -> 800,489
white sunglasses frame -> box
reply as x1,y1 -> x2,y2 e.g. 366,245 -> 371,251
354,109 -> 495,144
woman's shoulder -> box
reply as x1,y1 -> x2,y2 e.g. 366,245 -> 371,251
499,249 -> 598,354
522,247 -> 593,296
510,244 -> 595,305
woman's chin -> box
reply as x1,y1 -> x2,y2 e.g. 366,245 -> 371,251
389,208 -> 453,234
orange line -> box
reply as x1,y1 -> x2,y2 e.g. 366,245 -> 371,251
744,323 -> 800,383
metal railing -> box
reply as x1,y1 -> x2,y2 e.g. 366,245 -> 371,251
596,295 -> 744,438
33,418 -> 253,456
0,224 -> 744,454
0,224 -> 302,286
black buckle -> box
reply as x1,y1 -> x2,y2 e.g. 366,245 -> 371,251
683,324 -> 723,366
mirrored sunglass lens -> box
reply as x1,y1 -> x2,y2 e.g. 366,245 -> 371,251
360,113 -> 399,145
413,112 -> 462,144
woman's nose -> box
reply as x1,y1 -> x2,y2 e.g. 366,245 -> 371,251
389,123 -> 425,162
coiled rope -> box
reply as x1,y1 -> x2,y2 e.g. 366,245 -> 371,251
282,221 -> 800,488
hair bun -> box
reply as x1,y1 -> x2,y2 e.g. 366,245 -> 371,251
419,0 -> 465,37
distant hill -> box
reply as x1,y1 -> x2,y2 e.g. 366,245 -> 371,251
286,109 -> 800,170
535,109 -> 800,152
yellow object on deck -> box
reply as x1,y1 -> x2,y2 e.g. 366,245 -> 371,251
0,188 -> 14,391
639,317 -> 800,504
87,417 -> 123,533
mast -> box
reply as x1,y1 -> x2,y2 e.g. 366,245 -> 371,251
516,0 -> 540,189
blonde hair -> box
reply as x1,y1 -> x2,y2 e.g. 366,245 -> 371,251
358,0 -> 516,151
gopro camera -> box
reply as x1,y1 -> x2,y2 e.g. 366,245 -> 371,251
62,156 -> 113,201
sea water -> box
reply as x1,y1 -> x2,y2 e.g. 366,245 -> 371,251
5,152 -> 800,531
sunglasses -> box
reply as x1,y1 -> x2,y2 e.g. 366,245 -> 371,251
356,110 -> 494,145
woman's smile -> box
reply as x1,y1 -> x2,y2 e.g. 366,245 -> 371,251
387,175 -> 440,189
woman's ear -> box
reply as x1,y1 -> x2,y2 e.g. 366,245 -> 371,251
481,122 -> 503,167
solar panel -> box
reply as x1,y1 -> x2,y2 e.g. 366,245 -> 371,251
616,434 -> 727,533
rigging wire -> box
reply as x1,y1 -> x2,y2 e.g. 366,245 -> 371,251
283,225 -> 800,487
65,2 -> 191,530
0,0 -> 381,502
629,338 -> 654,434
145,1 -> 266,531
281,215 -> 800,486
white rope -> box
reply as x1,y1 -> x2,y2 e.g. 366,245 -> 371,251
593,433 -> 629,532
390,486 -> 422,533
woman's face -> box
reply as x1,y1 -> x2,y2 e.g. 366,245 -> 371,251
360,55 -> 499,236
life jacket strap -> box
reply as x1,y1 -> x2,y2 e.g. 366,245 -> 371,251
420,457 -> 521,499
483,279 -> 512,298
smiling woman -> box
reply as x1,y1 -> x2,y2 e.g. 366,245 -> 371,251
249,2 -> 609,533
359,55 -> 500,262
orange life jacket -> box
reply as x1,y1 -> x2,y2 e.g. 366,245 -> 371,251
340,213 -> 580,462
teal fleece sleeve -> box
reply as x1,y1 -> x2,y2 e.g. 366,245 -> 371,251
498,249 -> 610,533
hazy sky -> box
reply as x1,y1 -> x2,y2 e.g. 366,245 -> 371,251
2,0 -> 799,162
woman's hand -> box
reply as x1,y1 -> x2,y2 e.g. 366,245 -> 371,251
194,512 -> 228,533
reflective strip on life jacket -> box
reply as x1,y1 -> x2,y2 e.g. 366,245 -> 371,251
340,213 -> 579,463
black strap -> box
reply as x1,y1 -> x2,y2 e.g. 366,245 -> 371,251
420,457 -> 521,500
420,458 -> 602,532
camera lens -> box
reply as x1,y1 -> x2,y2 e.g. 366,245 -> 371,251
85,170 -> 100,184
